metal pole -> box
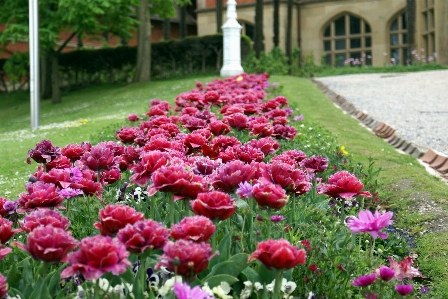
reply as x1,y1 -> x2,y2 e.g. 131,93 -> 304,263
29,0 -> 39,130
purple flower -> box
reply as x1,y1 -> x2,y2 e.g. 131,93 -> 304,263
284,108 -> 293,116
3,200 -> 18,214
420,286 -> 430,294
173,282 -> 213,299
352,273 -> 376,287
70,167 -> 83,183
58,187 -> 84,199
378,266 -> 395,281
236,181 -> 253,198
395,284 -> 413,295
346,210 -> 393,239
270,215 -> 285,222
365,294 -> 378,299
293,115 -> 304,121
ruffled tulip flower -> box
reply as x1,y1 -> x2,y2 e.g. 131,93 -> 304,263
0,216 -> 21,244
395,284 -> 414,295
318,171 -> 372,200
248,137 -> 280,156
116,219 -> 170,254
365,294 -> 379,299
20,209 -> 70,233
100,168 -> 122,185
271,150 -> 307,167
212,160 -> 256,193
149,165 -> 207,199
18,182 -> 64,212
0,274 -> 8,299
264,162 -> 312,195
45,155 -> 72,171
94,204 -> 144,236
351,273 -> 377,287
191,156 -> 222,176
116,127 -> 140,144
208,121 -> 231,136
80,143 -> 115,171
0,198 -> 8,217
300,155 -> 329,173
223,113 -> 248,131
61,142 -> 91,162
346,209 -> 393,239
127,114 -> 141,122
191,191 -> 236,221
272,124 -> 297,140
388,256 -> 422,281
170,216 -> 216,243
27,139 -> 61,165
156,239 -> 217,278
61,235 -> 131,281
13,226 -> 77,263
252,183 -> 288,210
129,151 -> 170,187
248,239 -> 306,270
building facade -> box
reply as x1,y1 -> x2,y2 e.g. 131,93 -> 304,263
196,0 -> 448,66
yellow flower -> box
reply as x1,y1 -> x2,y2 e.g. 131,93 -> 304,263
236,76 -> 243,82
340,145 -> 349,156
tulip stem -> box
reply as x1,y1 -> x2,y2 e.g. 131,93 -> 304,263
272,269 -> 284,299
240,213 -> 246,252
168,192 -> 174,227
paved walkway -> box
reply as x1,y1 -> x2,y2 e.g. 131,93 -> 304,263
315,70 -> 448,157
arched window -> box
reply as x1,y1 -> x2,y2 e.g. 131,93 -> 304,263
422,0 -> 435,59
323,14 -> 372,66
389,11 -> 408,65
239,21 -> 255,41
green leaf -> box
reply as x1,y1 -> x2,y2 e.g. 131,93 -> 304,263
241,267 -> 262,283
235,198 -> 249,209
202,274 -> 239,289
207,253 -> 249,278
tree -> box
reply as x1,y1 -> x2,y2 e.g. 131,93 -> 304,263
285,0 -> 293,71
254,0 -> 264,58
132,0 -> 190,83
273,0 -> 279,47
216,0 -> 223,33
134,0 -> 151,82
0,0 -> 139,103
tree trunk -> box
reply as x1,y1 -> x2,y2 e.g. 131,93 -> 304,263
254,0 -> 264,58
180,5 -> 187,39
163,18 -> 171,40
406,0 -> 416,63
273,0 -> 279,47
134,0 -> 151,83
50,50 -> 61,104
40,50 -> 52,99
286,0 -> 293,72
216,0 -> 223,33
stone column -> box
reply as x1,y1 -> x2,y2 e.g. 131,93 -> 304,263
220,0 -> 244,77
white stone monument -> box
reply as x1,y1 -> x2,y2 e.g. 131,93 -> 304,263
220,0 -> 244,77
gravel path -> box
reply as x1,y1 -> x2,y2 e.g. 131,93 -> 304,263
315,70 -> 448,157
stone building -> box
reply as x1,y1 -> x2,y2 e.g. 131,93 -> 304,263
196,0 -> 448,66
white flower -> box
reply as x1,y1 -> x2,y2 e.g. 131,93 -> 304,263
92,278 -> 110,292
280,279 -> 297,294
212,281 -> 232,299
254,282 -> 264,293
240,281 -> 253,299
266,280 -> 275,292
158,276 -> 182,296
307,291 -> 315,299
202,282 -> 214,296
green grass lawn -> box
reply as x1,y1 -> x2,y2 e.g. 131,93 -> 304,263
1,74 -> 448,296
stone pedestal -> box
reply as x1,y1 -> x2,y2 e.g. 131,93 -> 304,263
220,0 -> 244,77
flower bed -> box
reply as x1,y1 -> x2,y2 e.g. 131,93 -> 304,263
0,73 -> 427,298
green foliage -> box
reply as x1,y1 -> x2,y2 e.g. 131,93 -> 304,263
2,52 -> 29,85
243,47 -> 289,75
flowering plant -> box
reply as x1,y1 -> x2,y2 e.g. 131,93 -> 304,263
0,73 -> 425,299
